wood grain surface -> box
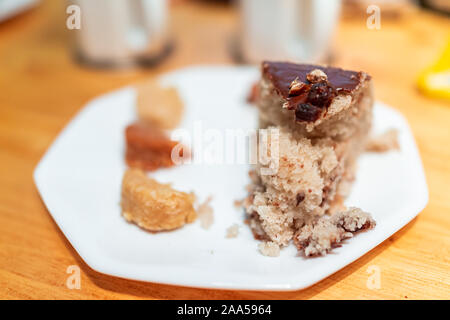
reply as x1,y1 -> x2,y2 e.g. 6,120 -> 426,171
0,0 -> 449,300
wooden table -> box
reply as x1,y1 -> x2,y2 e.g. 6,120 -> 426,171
1,0 -> 449,300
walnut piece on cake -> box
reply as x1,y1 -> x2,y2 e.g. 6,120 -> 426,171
125,121 -> 188,171
121,169 -> 196,231
136,79 -> 184,129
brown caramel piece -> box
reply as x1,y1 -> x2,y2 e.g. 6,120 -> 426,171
258,241 -> 280,257
136,79 -> 184,129
125,122 -> 186,171
121,169 -> 197,232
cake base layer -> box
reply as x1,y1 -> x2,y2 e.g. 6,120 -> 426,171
244,125 -> 369,246
294,207 -> 376,257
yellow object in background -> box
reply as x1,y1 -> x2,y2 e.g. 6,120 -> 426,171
418,37 -> 450,101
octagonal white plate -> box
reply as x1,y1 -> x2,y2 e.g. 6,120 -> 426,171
34,66 -> 428,291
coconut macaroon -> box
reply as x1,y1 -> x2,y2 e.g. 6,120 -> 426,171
245,61 -> 376,256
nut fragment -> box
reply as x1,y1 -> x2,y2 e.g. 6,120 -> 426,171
306,69 -> 328,83
288,77 -> 306,97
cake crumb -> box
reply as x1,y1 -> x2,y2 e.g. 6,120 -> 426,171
294,207 -> 376,257
125,122 -> 188,171
197,196 -> 214,229
333,207 -> 377,232
246,61 -> 375,258
258,241 -> 280,257
306,69 -> 328,83
233,199 -> 244,208
366,129 -> 399,152
226,224 -> 240,238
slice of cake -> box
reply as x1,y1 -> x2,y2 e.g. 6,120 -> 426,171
245,61 -> 376,256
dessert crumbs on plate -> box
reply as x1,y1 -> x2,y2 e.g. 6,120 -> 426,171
233,199 -> 244,208
294,207 -> 376,257
225,224 -> 240,238
366,128 -> 400,152
197,196 -> 214,229
258,241 -> 280,257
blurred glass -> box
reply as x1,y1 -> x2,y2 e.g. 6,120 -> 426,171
70,0 -> 172,68
0,0 -> 39,23
236,0 -> 341,64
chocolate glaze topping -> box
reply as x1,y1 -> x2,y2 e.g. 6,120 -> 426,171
262,61 -> 369,122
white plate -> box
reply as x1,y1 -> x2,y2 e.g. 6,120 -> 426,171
34,66 -> 428,291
